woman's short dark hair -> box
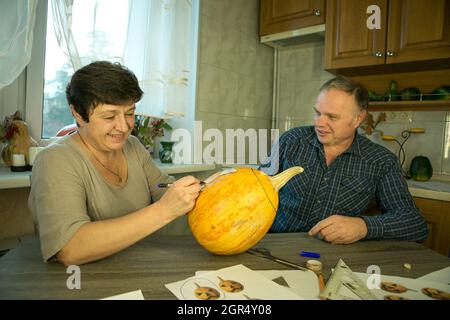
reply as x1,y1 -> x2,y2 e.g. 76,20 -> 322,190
66,61 -> 143,122
319,76 -> 369,111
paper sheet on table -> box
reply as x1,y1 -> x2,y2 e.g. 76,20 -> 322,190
355,272 -> 450,300
196,269 -> 320,300
416,266 -> 450,285
101,289 -> 145,300
166,264 -> 304,300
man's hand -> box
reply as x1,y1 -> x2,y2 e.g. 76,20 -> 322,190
308,215 -> 368,244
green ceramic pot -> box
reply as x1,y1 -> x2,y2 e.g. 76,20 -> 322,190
159,141 -> 175,164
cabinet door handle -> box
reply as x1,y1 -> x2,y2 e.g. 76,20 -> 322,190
373,51 -> 384,57
386,50 -> 395,57
314,9 -> 321,16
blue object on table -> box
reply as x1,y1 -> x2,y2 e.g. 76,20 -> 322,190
300,250 -> 320,258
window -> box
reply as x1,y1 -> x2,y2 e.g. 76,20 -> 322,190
26,0 -> 199,144
42,0 -> 129,138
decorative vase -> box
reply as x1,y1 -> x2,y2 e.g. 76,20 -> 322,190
146,144 -> 154,157
159,141 -> 175,164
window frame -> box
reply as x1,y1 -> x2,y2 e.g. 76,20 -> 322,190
25,0 -> 50,146
25,0 -> 200,156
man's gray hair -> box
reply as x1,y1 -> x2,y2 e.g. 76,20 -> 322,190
319,76 -> 369,111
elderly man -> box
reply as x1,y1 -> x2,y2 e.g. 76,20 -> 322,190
261,76 -> 428,244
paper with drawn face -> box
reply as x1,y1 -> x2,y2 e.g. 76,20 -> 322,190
165,264 -> 305,300
356,273 -> 450,300
196,269 -> 320,300
101,289 -> 145,300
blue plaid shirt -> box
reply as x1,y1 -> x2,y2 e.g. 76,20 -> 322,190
260,126 -> 428,242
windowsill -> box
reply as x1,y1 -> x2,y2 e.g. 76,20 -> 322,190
0,165 -> 31,190
0,161 -> 217,190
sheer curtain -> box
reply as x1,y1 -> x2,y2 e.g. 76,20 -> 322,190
50,0 -> 193,118
50,0 -> 128,69
124,0 -> 193,118
0,0 -> 38,89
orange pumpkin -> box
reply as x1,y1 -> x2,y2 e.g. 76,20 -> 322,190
188,167 -> 303,255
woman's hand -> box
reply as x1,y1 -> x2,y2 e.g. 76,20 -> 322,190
157,176 -> 201,220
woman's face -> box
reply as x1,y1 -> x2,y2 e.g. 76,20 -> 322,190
76,103 -> 136,152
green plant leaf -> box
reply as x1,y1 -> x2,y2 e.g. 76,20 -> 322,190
162,123 -> 173,130
143,117 -> 150,128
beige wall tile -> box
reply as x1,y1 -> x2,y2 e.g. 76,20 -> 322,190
197,64 -> 221,113
278,81 -> 296,108
197,2 -> 273,120
295,43 -> 324,81
200,0 -> 219,18
239,0 -> 259,36
255,80 -> 273,119
237,76 -> 256,117
294,80 -> 322,116
221,0 -> 240,29
197,0 -> 273,164
219,70 -> 239,115
199,15 -> 222,67
239,33 -> 258,77
256,44 -> 274,81
219,27 -> 240,71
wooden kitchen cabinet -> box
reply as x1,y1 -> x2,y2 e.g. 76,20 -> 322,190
324,0 -> 450,70
414,197 -> 450,257
260,0 -> 325,36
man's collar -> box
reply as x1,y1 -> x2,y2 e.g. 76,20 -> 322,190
309,130 -> 362,156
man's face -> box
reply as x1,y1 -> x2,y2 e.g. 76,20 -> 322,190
313,88 -> 366,147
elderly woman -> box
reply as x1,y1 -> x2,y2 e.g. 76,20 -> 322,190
28,61 -> 201,265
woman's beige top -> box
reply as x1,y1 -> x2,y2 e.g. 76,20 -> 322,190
28,134 -> 174,262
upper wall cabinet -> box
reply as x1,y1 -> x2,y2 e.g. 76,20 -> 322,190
260,0 -> 325,36
324,0 -> 450,70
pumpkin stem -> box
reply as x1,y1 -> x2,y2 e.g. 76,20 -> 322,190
269,166 -> 304,192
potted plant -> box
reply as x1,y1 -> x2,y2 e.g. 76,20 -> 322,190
132,115 -> 173,155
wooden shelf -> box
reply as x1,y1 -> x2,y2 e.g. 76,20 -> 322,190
368,100 -> 450,111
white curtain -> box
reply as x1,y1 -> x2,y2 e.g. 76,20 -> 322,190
50,0 -> 129,70
50,0 -> 193,118
0,0 -> 38,89
124,0 -> 193,118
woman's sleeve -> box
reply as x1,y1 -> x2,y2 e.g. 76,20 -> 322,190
28,148 -> 91,262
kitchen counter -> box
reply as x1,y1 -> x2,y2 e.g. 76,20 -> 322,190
1,233 -> 449,299
2,162 -> 450,202
407,175 -> 450,202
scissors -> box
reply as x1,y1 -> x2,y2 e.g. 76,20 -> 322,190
246,247 -> 308,271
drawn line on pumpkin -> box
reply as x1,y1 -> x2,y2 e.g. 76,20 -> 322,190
251,168 -> 277,214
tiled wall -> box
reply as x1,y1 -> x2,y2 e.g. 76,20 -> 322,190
196,0 -> 274,164
277,41 -> 334,133
277,41 -> 450,176
364,111 -> 450,176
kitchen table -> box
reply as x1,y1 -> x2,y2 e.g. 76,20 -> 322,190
0,233 -> 449,299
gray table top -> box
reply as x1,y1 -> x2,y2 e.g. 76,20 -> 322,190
0,232 -> 449,300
